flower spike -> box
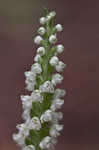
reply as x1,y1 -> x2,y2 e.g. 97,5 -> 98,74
13,9 -> 66,150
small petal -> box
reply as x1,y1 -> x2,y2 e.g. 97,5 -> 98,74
55,24 -> 63,32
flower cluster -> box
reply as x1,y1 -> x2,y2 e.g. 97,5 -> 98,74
13,9 -> 66,150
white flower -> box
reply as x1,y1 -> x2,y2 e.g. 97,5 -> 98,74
21,90 -> 43,110
22,109 -> 30,121
49,11 -> 56,18
25,71 -> 36,80
34,54 -> 41,62
34,36 -> 43,45
50,98 -> 64,111
49,124 -> 63,137
51,73 -> 63,86
46,15 -> 52,21
57,44 -> 64,53
13,123 -> 29,146
40,17 -> 46,24
49,56 -> 59,66
13,9 -> 66,150
16,123 -> 29,137
39,136 -> 56,150
21,95 -> 32,110
25,71 -> 36,91
56,61 -> 66,72
40,81 -> 54,93
23,145 -> 35,150
38,27 -> 46,35
39,136 -> 52,149
25,83 -> 35,92
40,110 -> 53,123
46,11 -> 56,22
37,47 -> 45,56
51,137 -> 58,145
31,90 -> 43,103
31,63 -> 42,74
28,117 -> 41,131
55,24 -> 63,32
12,133 -> 25,146
49,34 -> 57,44
52,112 -> 63,123
54,88 -> 66,99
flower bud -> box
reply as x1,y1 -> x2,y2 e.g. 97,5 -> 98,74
34,36 -> 43,45
49,34 -> 57,44
46,11 -> 56,22
55,61 -> 66,72
40,17 -> 46,24
49,11 -> 56,18
57,44 -> 64,53
49,56 -> 59,66
31,63 -> 42,74
38,27 -> 46,35
55,24 -> 63,32
34,54 -> 41,62
37,47 -> 45,56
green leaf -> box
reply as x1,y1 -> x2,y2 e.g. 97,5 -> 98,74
30,102 -> 43,118
25,137 -> 32,145
40,123 -> 50,139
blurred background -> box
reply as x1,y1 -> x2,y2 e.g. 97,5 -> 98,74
0,0 -> 99,149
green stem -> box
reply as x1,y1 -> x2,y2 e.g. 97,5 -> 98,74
25,13 -> 56,150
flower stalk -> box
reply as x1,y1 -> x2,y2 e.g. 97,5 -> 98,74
13,9 -> 66,150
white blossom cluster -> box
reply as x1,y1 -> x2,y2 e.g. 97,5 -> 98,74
13,9 -> 66,150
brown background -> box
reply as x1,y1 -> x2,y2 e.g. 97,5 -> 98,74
0,0 -> 99,149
